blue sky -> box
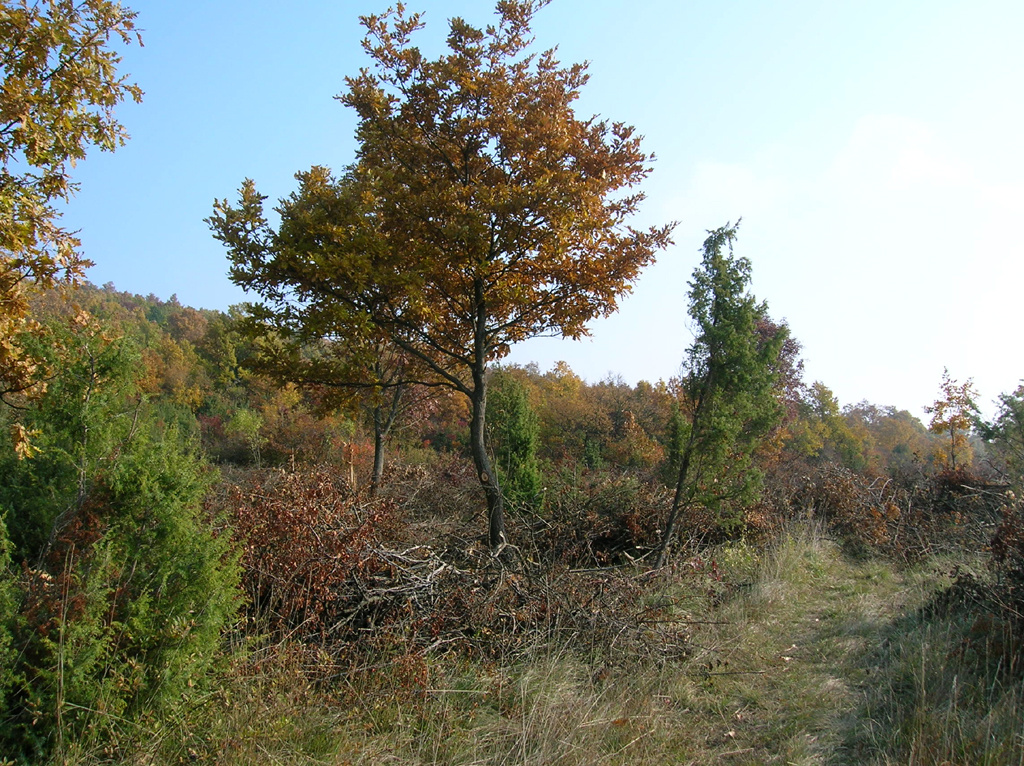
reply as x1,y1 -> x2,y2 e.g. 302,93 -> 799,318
61,0 -> 1024,418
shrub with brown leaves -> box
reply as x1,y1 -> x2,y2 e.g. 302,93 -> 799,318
793,465 -> 901,553
215,460 -> 721,712
538,470 -> 670,567
221,466 -> 400,639
991,499 -> 1024,622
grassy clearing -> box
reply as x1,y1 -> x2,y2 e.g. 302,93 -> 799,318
69,524 -> 1024,765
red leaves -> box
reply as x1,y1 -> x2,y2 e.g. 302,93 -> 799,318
224,467 -> 400,638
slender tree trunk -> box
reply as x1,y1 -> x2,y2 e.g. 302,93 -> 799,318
469,371 -> 506,549
370,381 -> 404,494
655,440 -> 694,569
468,276 -> 506,549
656,378 -> 711,568
371,406 -> 386,492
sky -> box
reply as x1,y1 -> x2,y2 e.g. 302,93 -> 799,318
60,0 -> 1024,419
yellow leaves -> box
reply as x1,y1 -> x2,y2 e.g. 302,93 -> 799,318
1,0 -> 139,398
71,306 -> 92,328
11,423 -> 42,460
216,0 -> 673,425
926,368 -> 978,469
0,295 -> 46,397
141,335 -> 207,411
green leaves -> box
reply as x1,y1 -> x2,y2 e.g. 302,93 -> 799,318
488,368 -> 542,510
658,224 -> 786,563
983,384 -> 1024,489
0,307 -> 238,761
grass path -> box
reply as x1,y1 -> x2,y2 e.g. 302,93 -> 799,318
667,527 -> 1021,765
675,530 -> 933,764
375,528 -> 955,765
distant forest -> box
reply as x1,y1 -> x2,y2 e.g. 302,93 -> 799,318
10,279 -> 962,482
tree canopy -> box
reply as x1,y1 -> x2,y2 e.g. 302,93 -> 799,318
210,0 -> 673,547
1,0 -> 142,402
925,368 -> 978,470
981,384 -> 1024,489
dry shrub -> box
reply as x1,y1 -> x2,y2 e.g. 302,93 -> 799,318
220,466 -> 401,639
538,470 -> 670,567
316,557 -> 698,719
902,467 -> 1004,559
991,499 -> 1024,622
216,461 -> 712,710
380,452 -> 483,542
788,463 -> 1004,560
793,465 -> 901,554
213,539 -> 697,712
739,462 -> 807,544
740,497 -> 788,545
930,466 -> 991,514
906,488 -> 1023,676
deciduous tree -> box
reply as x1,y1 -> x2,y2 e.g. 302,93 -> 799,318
1,0 -> 142,403
925,368 -> 978,470
210,1 -> 673,548
237,312 -> 419,488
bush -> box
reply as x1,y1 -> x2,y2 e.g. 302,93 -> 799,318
793,465 -> 902,555
991,498 -> 1024,621
0,517 -> 16,728
217,459 -> 698,708
906,467 -> 1003,559
0,319 -> 239,761
789,461 -> 1005,561
381,450 -> 483,538
539,469 -> 669,567
487,371 -> 543,511
0,420 -> 238,762
220,466 -> 400,641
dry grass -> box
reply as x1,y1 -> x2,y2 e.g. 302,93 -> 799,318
61,523 -> 1024,765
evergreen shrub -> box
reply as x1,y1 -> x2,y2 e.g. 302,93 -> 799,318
0,320 -> 239,761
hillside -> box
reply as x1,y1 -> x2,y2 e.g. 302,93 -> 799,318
3,2 -> 1023,762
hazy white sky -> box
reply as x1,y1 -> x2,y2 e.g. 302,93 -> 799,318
62,0 -> 1024,418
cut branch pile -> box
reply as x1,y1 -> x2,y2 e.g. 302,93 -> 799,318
215,466 -> 704,693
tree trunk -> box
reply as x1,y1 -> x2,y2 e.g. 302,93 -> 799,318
468,277 -> 506,549
370,382 -> 403,494
371,406 -> 386,493
469,369 -> 506,549
656,380 -> 709,569
655,442 -> 693,569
